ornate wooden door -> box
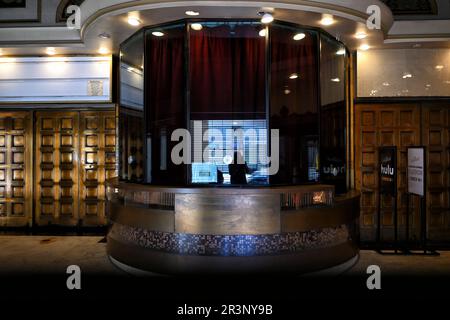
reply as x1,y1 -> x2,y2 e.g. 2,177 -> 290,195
79,111 -> 116,226
355,104 -> 421,243
0,112 -> 32,227
422,103 -> 450,242
35,112 -> 80,226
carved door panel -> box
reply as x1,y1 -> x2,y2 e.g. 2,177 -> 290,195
422,103 -> 450,242
0,112 -> 32,227
79,111 -> 116,226
355,104 -> 421,243
35,112 -> 79,226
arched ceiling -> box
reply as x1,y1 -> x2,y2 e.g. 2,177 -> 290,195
0,0 -> 448,57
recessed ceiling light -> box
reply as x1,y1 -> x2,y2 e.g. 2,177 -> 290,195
382,82 -> 390,87
191,23 -> 203,31
98,47 -> 109,55
284,89 -> 291,95
320,14 -> 334,26
402,72 -> 413,79
259,29 -> 267,37
152,31 -> 165,37
128,17 -> 141,26
261,13 -> 274,24
46,47 -> 56,55
293,33 -> 305,41
435,65 -> 444,70
336,48 -> 346,55
185,10 -> 200,16
331,78 -> 340,82
98,33 -> 111,39
289,73 -> 299,80
426,84 -> 431,87
355,31 -> 367,39
359,44 -> 370,51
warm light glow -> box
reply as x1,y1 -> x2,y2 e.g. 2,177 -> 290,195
293,33 -> 305,41
320,14 -> 334,26
0,57 -> 16,63
98,47 -> 109,55
331,78 -> 340,82
128,17 -> 141,26
402,73 -> 413,79
261,13 -> 274,24
259,29 -> 267,37
435,65 -> 444,70
185,10 -> 200,16
152,31 -> 165,37
336,48 -> 346,55
355,31 -> 367,39
0,49 -> 3,56
359,44 -> 370,51
46,47 -> 56,55
284,89 -> 291,95
382,82 -> 390,87
289,73 -> 299,80
191,23 -> 203,31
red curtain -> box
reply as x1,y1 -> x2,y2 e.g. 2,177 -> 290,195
189,24 -> 266,119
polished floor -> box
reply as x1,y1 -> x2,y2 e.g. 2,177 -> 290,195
0,235 -> 449,277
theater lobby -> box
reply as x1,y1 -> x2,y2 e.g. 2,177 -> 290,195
0,0 -> 449,311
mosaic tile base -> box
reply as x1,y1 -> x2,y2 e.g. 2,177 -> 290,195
109,224 -> 351,257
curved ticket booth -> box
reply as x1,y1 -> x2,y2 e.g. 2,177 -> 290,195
108,19 -> 360,274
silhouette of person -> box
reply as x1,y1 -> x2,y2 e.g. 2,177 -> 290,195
228,151 -> 251,185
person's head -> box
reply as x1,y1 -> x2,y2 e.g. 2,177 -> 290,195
233,151 -> 244,164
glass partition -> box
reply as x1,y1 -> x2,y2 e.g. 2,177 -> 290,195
320,35 -> 347,194
118,20 -> 348,189
270,25 -> 319,185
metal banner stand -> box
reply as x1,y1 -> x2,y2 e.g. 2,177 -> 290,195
405,147 -> 439,256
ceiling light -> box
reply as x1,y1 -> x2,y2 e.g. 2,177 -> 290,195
289,73 -> 299,80
435,65 -> 444,70
46,47 -> 56,55
320,14 -> 334,26
191,23 -> 203,31
98,47 -> 109,55
185,10 -> 200,16
402,72 -> 412,79
336,48 -> 346,55
293,33 -> 305,41
331,78 -> 340,82
359,44 -> 370,51
284,89 -> 291,95
259,29 -> 267,37
261,13 -> 274,24
426,84 -> 431,87
152,31 -> 165,37
98,33 -> 111,39
382,82 -> 390,87
355,31 -> 367,39
128,17 -> 141,26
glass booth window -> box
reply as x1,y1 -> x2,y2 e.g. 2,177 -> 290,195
189,22 -> 268,185
119,31 -> 145,182
320,35 -> 347,194
118,20 -> 349,188
145,24 -> 186,185
270,25 -> 319,185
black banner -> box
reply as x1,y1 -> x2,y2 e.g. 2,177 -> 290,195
379,147 -> 397,196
